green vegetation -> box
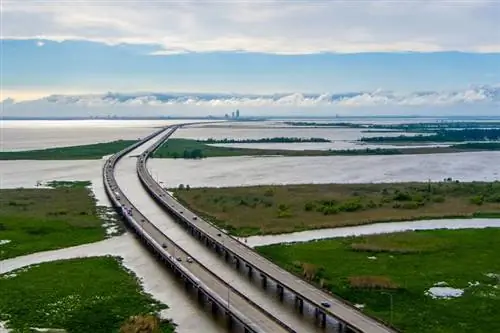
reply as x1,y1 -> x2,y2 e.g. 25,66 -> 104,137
256,228 -> 500,333
284,122 -> 366,128
362,129 -> 500,143
153,138 -> 500,159
286,121 -> 500,131
174,181 -> 500,236
0,257 -> 175,333
0,183 -> 120,259
153,138 -> 408,159
0,140 -> 136,160
45,180 -> 92,189
201,137 -> 331,143
452,142 -> 500,150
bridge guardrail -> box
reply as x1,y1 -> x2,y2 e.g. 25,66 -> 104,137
103,125 -> 292,333
140,125 -> 400,333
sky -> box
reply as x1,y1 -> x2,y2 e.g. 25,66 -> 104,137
1,0 -> 500,117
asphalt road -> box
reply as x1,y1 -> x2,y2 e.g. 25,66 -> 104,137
106,127 -> 293,333
141,126 -> 399,333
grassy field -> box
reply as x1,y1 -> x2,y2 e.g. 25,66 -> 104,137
0,140 -> 136,160
0,183 -> 117,259
256,228 -> 500,333
0,257 -> 175,333
153,138 -> 498,159
173,181 -> 500,236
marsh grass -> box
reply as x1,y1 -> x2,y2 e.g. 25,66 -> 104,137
256,228 -> 500,333
174,182 -> 500,236
0,140 -> 136,160
0,257 -> 174,333
0,185 -> 109,259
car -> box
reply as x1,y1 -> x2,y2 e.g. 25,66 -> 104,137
320,302 -> 331,308
176,257 -> 182,262
161,243 -> 167,249
186,257 -> 193,263
179,211 -> 184,214
217,233 -> 222,237
192,216 -> 198,220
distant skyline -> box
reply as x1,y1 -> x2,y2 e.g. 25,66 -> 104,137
1,0 -> 499,116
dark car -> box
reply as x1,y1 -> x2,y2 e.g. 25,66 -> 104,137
321,302 -> 330,308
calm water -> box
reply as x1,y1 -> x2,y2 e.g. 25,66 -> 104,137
1,119 -> 193,151
149,151 -> 500,188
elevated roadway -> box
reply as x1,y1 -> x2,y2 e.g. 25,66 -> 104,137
104,125 -> 295,333
138,125 -> 400,333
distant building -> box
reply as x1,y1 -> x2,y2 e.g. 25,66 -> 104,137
236,109 -> 240,118
231,111 -> 235,118
224,113 -> 229,119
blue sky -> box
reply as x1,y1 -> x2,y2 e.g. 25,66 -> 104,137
3,39 -> 500,97
1,0 -> 499,116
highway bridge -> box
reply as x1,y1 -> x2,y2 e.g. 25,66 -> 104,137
104,125 -> 296,333
137,125 -> 400,333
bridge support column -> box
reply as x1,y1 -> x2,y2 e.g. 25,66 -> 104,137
197,289 -> 205,304
314,308 -> 327,328
211,301 -> 218,316
320,311 -> 326,328
295,296 -> 304,314
277,284 -> 284,301
224,251 -> 230,262
234,258 -> 240,269
226,314 -> 233,330
260,274 -> 267,289
246,264 -> 252,278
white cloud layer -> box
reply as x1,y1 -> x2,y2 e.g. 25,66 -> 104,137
4,85 -> 498,107
2,0 -> 500,54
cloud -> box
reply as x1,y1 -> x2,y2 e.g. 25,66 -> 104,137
3,86 -> 499,109
2,0 -> 500,54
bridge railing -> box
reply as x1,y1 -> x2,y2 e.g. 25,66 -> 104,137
139,125 -> 400,333
103,125 -> 294,333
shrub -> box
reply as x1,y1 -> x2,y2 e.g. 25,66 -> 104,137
393,191 -> 412,201
338,199 -> 363,212
323,205 -> 339,215
401,202 -> 421,209
470,195 -> 484,205
486,194 -> 500,203
432,195 -> 445,203
304,202 -> 315,211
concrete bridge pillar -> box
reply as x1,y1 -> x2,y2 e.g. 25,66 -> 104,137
226,314 -> 234,330
235,258 -> 240,269
294,296 -> 304,314
211,301 -> 218,316
260,274 -> 267,289
224,251 -> 230,262
277,284 -> 284,301
314,308 -> 327,328
246,264 -> 253,278
197,289 -> 205,304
